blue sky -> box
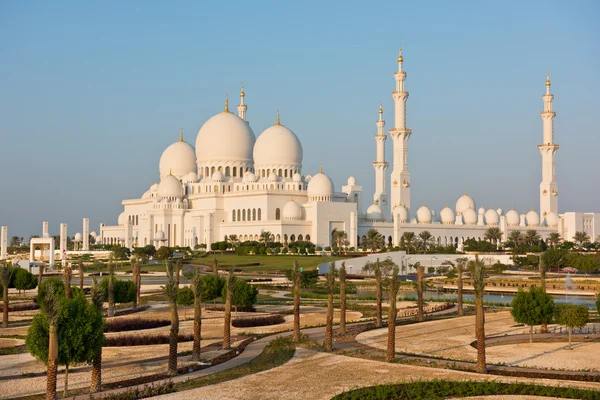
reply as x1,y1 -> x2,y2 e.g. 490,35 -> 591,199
1,0 -> 598,238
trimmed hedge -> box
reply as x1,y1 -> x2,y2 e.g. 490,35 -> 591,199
0,302 -> 39,312
332,380 -> 600,400
206,305 -> 256,313
104,317 -> 170,333
93,381 -> 175,399
232,314 -> 285,328
104,333 -> 194,347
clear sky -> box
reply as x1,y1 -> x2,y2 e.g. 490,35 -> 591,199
1,0 -> 599,238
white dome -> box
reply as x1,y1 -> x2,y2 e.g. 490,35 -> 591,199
478,207 -> 485,215
212,170 -> 224,182
74,232 -> 82,242
485,208 -> 499,225
253,124 -> 303,168
182,171 -> 198,183
243,171 -> 257,183
292,172 -> 302,182
159,139 -> 197,179
118,212 -> 126,225
366,203 -> 384,221
195,112 -> 255,164
307,171 -> 334,200
150,183 -> 159,192
305,174 -> 312,182
90,231 -> 97,238
393,205 -> 409,222
456,193 -> 475,215
268,173 -> 279,182
155,230 -> 165,241
463,208 -> 477,225
158,174 -> 183,198
282,200 -> 303,220
347,176 -> 356,186
142,190 -> 152,199
497,208 -> 503,216
416,205 -> 432,224
545,211 -> 559,227
506,209 -> 520,226
440,206 -> 455,224
526,210 -> 540,226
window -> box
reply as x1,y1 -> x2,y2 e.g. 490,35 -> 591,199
275,208 -> 281,220
237,209 -> 241,221
214,185 -> 219,192
258,208 -> 261,221
242,209 -> 246,221
233,167 -> 237,177
232,210 -> 236,221
252,208 -> 256,221
290,234 -> 296,242
225,166 -> 230,176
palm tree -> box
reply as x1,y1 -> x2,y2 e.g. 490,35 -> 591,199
175,259 -> 182,287
260,231 -> 273,247
524,229 -> 541,247
324,262 -> 336,352
363,259 -> 382,327
291,261 -> 301,342
223,269 -> 234,349
44,287 -> 60,400
401,232 -> 417,254
573,231 -> 590,248
332,230 -> 348,253
164,262 -> 179,375
364,229 -> 385,252
547,232 -> 561,248
131,260 -> 140,310
416,264 -> 424,322
63,264 -> 72,299
90,278 -> 104,393
189,269 -> 203,361
484,227 -> 502,245
418,231 -> 433,252
1,264 -> 10,328
78,262 -> 85,290
507,231 -> 523,246
469,255 -> 487,374
107,260 -> 115,317
339,262 -> 347,334
38,263 -> 45,286
386,263 -> 400,362
456,257 -> 469,317
227,235 -> 239,249
212,257 -> 218,276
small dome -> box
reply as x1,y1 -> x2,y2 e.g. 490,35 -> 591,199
268,173 -> 279,182
366,203 -> 384,221
506,209 -> 520,226
497,208 -> 503,216
150,183 -> 159,192
305,174 -> 312,182
393,205 -> 409,222
456,193 -> 475,215
307,170 -> 334,200
182,171 -> 198,183
282,200 -> 303,220
90,231 -> 97,238
142,190 -> 152,199
155,230 -> 165,240
159,139 -> 197,179
485,208 -> 499,225
347,176 -> 356,186
526,210 -> 540,226
74,232 -> 82,242
158,175 -> 183,198
545,211 -> 559,227
243,171 -> 257,183
195,111 -> 256,164
440,206 -> 455,224
253,124 -> 303,169
478,207 -> 485,214
118,212 -> 126,225
212,170 -> 224,182
416,205 -> 432,224
463,208 -> 477,225
292,172 -> 302,182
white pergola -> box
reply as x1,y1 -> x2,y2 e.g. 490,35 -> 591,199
30,237 -> 55,269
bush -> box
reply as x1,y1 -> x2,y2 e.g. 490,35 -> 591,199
104,333 -> 193,347
281,247 -> 288,254
324,246 -> 332,251
205,304 -> 255,313
232,314 -> 285,328
99,278 -> 136,304
36,277 -> 65,305
13,268 -> 37,292
94,381 -> 175,399
104,318 -> 170,333
177,287 -> 195,306
223,279 -> 258,309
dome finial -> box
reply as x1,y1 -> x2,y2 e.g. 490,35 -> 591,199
169,169 -> 172,176
224,93 -> 229,112
179,128 -> 183,142
240,82 -> 245,98
319,165 -> 323,174
397,46 -> 403,63
276,109 -> 281,125
546,71 -> 551,87
378,101 -> 383,120
464,190 -> 468,196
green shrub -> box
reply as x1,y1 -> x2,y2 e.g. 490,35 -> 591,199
99,278 -> 136,304
36,277 -> 65,305
177,287 -> 194,306
13,268 -> 37,292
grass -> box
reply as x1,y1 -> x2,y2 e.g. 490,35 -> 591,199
188,254 -> 345,273
174,336 -> 296,391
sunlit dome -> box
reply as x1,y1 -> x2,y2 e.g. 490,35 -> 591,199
282,200 -> 303,220
506,209 -> 520,226
253,122 -> 303,169
393,205 -> 409,223
456,193 -> 475,215
366,203 -> 384,221
416,205 -> 432,224
159,135 -> 197,179
307,169 -> 334,201
158,174 -> 183,198
463,208 -> 477,225
526,210 -> 540,226
347,176 -> 356,186
545,211 -> 559,227
440,205 -> 455,225
195,111 -> 256,164
485,208 -> 499,225
74,232 -> 82,242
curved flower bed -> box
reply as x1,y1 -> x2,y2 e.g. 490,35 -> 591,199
232,314 -> 285,328
104,333 -> 193,347
104,317 -> 170,333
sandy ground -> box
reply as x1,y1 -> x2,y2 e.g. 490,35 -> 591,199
154,347 -> 600,400
356,311 -> 600,371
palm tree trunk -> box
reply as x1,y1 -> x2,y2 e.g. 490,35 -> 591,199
79,268 -> 84,290
417,266 -> 424,322
540,269 -> 548,333
568,326 -> 572,350
375,273 -> 382,328
136,268 -> 141,306
457,266 -> 463,317
63,365 -> 69,398
192,298 -> 202,361
47,323 -> 58,400
293,278 -> 300,342
325,291 -> 333,351
386,294 -> 397,362
339,275 -> 346,334
223,291 -> 232,349
212,259 -> 218,276
132,270 -> 138,311
108,277 -> 115,317
475,296 -> 487,373
2,286 -> 8,328
168,304 -> 179,375
90,348 -> 102,393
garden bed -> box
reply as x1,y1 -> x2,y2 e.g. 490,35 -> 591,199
104,317 -> 170,333
232,314 -> 285,328
104,333 -> 193,347
205,305 -> 256,313
1,302 -> 39,312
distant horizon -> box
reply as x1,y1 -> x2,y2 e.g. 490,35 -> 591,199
1,1 -> 599,238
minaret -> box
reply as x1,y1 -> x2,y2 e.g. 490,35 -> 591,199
373,102 -> 389,218
237,83 -> 247,122
389,47 -> 412,213
539,73 -> 559,217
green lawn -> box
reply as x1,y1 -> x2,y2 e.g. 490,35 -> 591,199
188,254 -> 346,273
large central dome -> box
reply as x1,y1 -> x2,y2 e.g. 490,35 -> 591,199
195,111 -> 256,164
254,123 -> 303,169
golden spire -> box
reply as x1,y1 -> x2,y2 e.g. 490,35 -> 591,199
224,93 -> 229,112
378,101 -> 383,116
240,83 -> 245,98
276,109 -> 281,125
464,190 -> 468,196
319,165 -> 323,174
397,46 -> 403,63
179,129 -> 183,142
169,169 -> 173,176
546,71 -> 551,87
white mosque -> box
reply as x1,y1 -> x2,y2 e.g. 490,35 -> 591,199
97,49 -> 599,251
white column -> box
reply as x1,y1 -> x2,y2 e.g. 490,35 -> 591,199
389,47 -> 412,213
373,103 -> 389,219
349,212 -> 357,248
60,223 -> 67,267
237,84 -> 248,122
125,221 -> 133,248
539,74 -> 559,218
0,226 -> 7,260
42,221 -> 49,238
83,218 -> 90,251
48,238 -> 55,269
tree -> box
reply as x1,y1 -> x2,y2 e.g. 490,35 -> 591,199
37,278 -> 65,305
469,255 -> 487,374
510,287 -> 555,343
157,246 -> 173,261
573,231 -> 591,248
363,260 -> 382,328
14,268 -> 37,293
554,304 -> 589,350
547,232 -> 561,248
260,231 -> 273,247
33,285 -> 59,400
339,262 -> 347,334
201,274 -> 225,302
38,263 -> 45,286
416,264 -> 424,322
188,269 -> 204,361
324,262 -> 335,352
524,230 -> 541,247
63,264 -> 72,299
484,227 -> 503,245
332,230 -> 348,253
227,235 -> 240,249
112,246 -> 131,260
363,229 -> 385,252
541,248 -> 567,288
163,262 -> 179,375
177,287 -> 194,320
386,263 -> 400,362
291,261 -> 301,342
400,232 -> 417,254
107,259 -> 115,317
131,260 -> 141,310
222,269 -> 235,349
90,278 -> 104,393
418,231 -> 433,252
1,264 -> 10,328
99,278 -> 135,304
507,231 -> 523,246
10,236 -> 22,247
78,262 -> 85,291
212,257 -> 218,275
456,257 -> 468,317
228,279 -> 258,315
26,290 -> 104,397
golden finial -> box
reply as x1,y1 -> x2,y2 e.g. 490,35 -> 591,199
546,71 -> 551,87
445,203 -> 449,207
224,93 -> 229,112
179,129 -> 183,142
378,101 -> 383,115
397,46 -> 403,63
276,109 -> 281,125
169,169 -> 173,176
240,82 -> 245,98
464,190 -> 468,196
319,165 -> 323,174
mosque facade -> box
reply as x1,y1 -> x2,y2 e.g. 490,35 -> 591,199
99,49 -> 599,250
